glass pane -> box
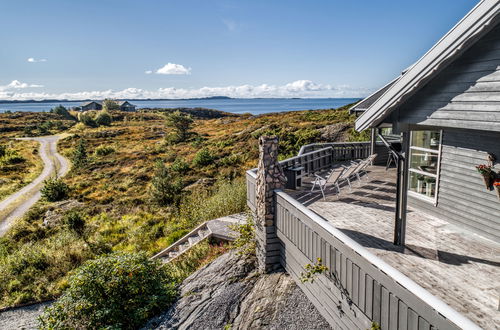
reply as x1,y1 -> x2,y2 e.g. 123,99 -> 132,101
409,172 -> 436,198
409,151 -> 439,175
411,131 -> 441,150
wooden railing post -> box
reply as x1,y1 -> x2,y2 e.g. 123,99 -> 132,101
255,136 -> 287,273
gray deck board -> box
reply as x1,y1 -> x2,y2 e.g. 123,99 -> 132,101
288,165 -> 500,329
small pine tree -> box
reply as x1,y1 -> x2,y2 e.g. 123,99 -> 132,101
165,111 -> 194,143
41,177 -> 69,202
50,105 -> 74,120
72,139 -> 88,168
149,160 -> 182,206
103,99 -> 120,112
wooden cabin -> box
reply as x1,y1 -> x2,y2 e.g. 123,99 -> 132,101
116,101 -> 136,112
80,101 -> 102,111
355,0 -> 500,242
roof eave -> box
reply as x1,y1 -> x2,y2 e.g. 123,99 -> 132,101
355,0 -> 500,132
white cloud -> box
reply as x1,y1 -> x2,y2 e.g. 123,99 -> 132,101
27,57 -> 47,63
154,63 -> 191,75
0,80 -> 372,101
144,70 -> 153,74
222,19 -> 237,32
0,80 -> 44,91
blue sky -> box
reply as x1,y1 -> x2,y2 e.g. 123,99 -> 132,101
0,0 -> 478,100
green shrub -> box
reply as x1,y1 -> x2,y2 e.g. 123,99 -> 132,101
78,112 -> 97,127
230,215 -> 256,256
0,151 -> 25,165
95,110 -> 112,126
192,148 -> 214,167
165,111 -> 193,143
41,177 -> 69,202
50,105 -> 74,120
0,144 -> 5,158
63,210 -> 86,237
72,139 -> 88,168
149,160 -> 183,206
170,158 -> 189,174
38,252 -> 176,330
94,145 -> 115,156
103,99 -> 120,112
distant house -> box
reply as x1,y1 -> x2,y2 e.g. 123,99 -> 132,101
116,101 -> 136,112
80,101 -> 102,111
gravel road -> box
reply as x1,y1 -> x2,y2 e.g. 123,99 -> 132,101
0,135 -> 70,236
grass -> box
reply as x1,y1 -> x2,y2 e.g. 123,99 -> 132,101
0,104 -> 366,308
0,139 -> 44,202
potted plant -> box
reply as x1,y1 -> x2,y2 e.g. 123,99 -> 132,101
416,174 -> 425,193
475,164 -> 494,189
425,177 -> 436,197
494,178 -> 500,200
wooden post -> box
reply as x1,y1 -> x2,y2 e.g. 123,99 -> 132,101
370,128 -> 377,156
394,131 -> 409,246
255,136 -> 287,272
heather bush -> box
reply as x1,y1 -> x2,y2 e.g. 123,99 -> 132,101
38,253 -> 176,329
192,148 -> 214,167
95,110 -> 112,126
94,144 -> 115,156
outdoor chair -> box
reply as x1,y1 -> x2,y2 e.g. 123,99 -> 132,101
310,166 -> 345,200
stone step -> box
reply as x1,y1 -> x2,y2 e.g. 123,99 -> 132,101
178,242 -> 191,252
188,235 -> 201,245
198,229 -> 210,239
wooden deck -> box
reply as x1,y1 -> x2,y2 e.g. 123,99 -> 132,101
288,165 -> 500,329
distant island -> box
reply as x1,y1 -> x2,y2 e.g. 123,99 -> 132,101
0,96 -> 233,104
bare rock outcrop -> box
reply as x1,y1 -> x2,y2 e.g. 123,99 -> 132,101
147,250 -> 330,330
42,199 -> 85,228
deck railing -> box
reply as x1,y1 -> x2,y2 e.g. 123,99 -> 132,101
245,140 -> 479,330
275,192 -> 477,330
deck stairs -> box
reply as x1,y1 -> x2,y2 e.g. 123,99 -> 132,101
152,213 -> 246,263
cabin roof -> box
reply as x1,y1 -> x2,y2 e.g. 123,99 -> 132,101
349,76 -> 400,114
355,0 -> 500,131
116,100 -> 135,106
81,101 -> 102,106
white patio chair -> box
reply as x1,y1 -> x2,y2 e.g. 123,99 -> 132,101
339,161 -> 366,189
311,166 -> 345,200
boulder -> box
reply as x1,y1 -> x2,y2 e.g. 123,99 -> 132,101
319,123 -> 350,141
42,199 -> 85,228
146,250 -> 330,330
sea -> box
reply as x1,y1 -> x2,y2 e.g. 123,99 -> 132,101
0,98 -> 359,115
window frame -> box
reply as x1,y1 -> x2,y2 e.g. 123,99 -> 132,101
407,130 -> 443,204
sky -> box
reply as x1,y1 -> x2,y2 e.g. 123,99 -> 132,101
0,0 -> 480,100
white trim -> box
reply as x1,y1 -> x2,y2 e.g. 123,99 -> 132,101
409,146 -> 440,154
408,168 -> 437,178
408,189 -> 436,204
408,130 -> 442,204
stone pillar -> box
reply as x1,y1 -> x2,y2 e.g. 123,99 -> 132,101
255,136 -> 287,273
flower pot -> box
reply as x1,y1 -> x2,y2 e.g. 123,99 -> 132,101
495,186 -> 500,200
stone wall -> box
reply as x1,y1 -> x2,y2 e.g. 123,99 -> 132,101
255,136 -> 286,273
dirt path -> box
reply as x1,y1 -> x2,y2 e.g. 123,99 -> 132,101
0,135 -> 70,236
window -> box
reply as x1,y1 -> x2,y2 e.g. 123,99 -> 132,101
408,130 -> 441,202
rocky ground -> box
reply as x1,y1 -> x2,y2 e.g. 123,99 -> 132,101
145,250 -> 331,330
0,301 -> 52,330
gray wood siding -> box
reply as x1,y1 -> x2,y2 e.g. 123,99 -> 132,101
408,129 -> 500,242
396,24 -> 500,132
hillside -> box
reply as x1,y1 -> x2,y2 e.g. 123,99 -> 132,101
0,105 -> 367,309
